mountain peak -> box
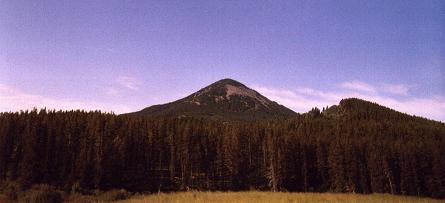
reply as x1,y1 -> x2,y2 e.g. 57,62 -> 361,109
187,78 -> 273,110
213,78 -> 245,87
128,78 -> 296,121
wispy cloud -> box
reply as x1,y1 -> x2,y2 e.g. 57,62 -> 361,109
254,86 -> 338,112
253,81 -> 445,122
381,84 -> 410,95
0,84 -> 131,114
117,76 -> 141,90
103,76 -> 143,96
339,81 -> 376,93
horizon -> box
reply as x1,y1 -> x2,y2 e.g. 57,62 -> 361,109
1,77 -> 444,123
1,1 -> 444,121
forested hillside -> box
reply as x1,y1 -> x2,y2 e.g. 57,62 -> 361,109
0,99 -> 444,198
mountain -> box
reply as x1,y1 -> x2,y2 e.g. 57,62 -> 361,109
126,78 -> 296,121
323,98 -> 441,124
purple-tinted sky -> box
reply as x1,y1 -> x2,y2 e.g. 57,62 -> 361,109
0,0 -> 444,121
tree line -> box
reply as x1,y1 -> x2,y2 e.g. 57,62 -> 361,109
0,99 -> 444,198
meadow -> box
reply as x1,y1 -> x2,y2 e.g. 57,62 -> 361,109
1,185 -> 443,203
117,191 -> 443,203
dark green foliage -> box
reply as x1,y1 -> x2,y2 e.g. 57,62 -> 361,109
0,98 -> 444,198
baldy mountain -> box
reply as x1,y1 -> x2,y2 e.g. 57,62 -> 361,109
127,78 -> 296,120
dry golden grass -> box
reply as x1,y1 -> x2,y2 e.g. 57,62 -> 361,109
117,191 -> 443,203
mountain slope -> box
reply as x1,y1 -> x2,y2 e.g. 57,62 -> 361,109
126,78 -> 296,121
322,98 -> 441,124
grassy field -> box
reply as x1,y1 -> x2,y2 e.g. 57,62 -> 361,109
117,191 -> 443,203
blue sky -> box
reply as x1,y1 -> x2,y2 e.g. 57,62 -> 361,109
0,0 -> 444,121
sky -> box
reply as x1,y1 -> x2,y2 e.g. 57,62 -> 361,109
0,0 -> 444,121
